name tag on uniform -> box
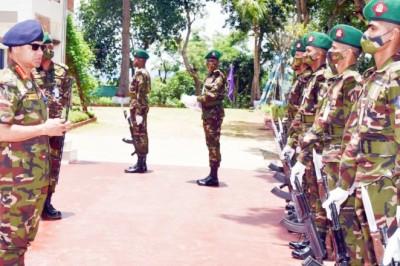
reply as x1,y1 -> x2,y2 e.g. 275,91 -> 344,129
25,93 -> 39,100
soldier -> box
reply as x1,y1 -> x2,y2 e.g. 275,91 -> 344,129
283,32 -> 332,259
0,20 -> 70,265
125,49 -> 151,174
33,32 -> 73,220
294,25 -> 364,264
196,49 -> 226,187
323,0 -> 400,264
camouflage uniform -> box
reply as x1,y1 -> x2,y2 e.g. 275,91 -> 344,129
0,65 -> 49,264
339,55 -> 400,264
33,62 -> 71,193
129,67 -> 151,156
298,65 -> 364,264
197,69 -> 226,169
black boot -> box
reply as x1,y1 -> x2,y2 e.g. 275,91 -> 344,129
197,167 -> 219,186
289,239 -> 310,250
126,156 -> 147,172
41,192 -> 62,220
125,156 -> 146,173
291,245 -> 312,260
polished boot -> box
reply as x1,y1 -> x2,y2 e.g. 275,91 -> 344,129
291,245 -> 312,260
41,192 -> 62,220
197,167 -> 219,186
289,239 -> 310,250
125,156 -> 146,173
126,157 -> 148,172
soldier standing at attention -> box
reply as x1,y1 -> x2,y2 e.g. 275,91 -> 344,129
295,25 -> 364,264
323,0 -> 400,264
125,49 -> 151,174
0,20 -> 70,265
196,49 -> 226,187
33,32 -> 73,220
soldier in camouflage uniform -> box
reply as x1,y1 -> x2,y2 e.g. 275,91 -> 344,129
33,32 -> 72,220
324,0 -> 400,264
296,25 -> 364,264
284,32 -> 333,259
125,49 -> 151,174
196,49 -> 226,187
0,20 -> 70,265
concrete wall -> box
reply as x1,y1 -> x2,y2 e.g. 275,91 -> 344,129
0,0 -> 73,68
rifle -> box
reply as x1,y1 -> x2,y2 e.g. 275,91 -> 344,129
49,77 -> 74,185
293,173 -> 327,264
278,117 -> 287,146
121,103 -> 138,157
313,150 -> 350,265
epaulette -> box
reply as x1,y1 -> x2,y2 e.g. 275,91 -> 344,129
213,69 -> 225,80
55,62 -> 69,71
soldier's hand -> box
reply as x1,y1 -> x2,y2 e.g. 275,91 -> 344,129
290,161 -> 306,188
136,115 -> 143,125
42,118 -> 71,136
383,228 -> 400,265
322,187 -> 348,219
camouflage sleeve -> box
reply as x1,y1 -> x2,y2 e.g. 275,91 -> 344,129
286,113 -> 301,149
297,113 -> 325,164
341,77 -> 362,146
133,71 -> 150,116
388,70 -> 400,175
0,72 -> 18,125
197,72 -> 225,103
60,68 -> 72,107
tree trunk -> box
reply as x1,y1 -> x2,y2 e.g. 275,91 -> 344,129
251,23 -> 261,104
117,0 -> 131,98
70,62 -> 88,113
180,0 -> 201,95
300,0 -> 309,25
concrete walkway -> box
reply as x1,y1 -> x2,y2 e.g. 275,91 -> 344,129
25,107 -> 306,266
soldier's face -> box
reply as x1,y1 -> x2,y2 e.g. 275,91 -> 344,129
13,41 -> 44,69
206,58 -> 218,73
133,57 -> 146,68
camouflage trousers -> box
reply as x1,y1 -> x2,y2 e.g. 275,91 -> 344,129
0,186 -> 48,265
130,111 -> 149,156
353,176 -> 399,265
304,162 -> 327,234
49,136 -> 65,193
325,162 -> 364,265
203,116 -> 223,168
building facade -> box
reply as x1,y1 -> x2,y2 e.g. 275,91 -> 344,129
0,0 -> 74,68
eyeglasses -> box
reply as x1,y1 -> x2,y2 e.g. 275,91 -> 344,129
28,43 -> 46,51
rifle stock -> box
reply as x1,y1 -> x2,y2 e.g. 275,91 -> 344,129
122,107 -> 138,156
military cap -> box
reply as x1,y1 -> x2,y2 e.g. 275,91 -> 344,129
290,39 -> 306,57
364,0 -> 400,24
303,32 -> 333,50
2,19 -> 44,47
329,24 -> 363,49
43,32 -> 53,44
204,49 -> 222,60
133,49 -> 149,59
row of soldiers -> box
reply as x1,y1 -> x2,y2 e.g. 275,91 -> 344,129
269,0 -> 400,265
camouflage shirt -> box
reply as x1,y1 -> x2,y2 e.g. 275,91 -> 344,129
0,66 -> 50,189
129,67 -> 151,116
197,69 -> 226,120
33,62 -> 72,118
339,54 -> 400,190
297,65 -> 362,165
287,67 -> 313,121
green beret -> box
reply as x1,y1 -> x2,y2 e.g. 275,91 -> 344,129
133,49 -> 149,59
204,49 -> 222,60
329,24 -> 363,49
290,39 -> 306,57
363,0 -> 400,24
43,32 -> 53,44
303,32 -> 332,51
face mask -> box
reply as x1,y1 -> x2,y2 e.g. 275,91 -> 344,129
327,51 -> 344,65
43,49 -> 54,60
304,54 -> 317,66
291,58 -> 302,71
361,29 -> 393,55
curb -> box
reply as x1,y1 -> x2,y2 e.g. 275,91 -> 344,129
70,117 -> 97,130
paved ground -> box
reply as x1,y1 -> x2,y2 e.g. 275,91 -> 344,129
25,107 -> 310,266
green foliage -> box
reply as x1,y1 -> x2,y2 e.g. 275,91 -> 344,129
69,109 -> 93,124
66,15 -> 98,110
259,103 -> 286,120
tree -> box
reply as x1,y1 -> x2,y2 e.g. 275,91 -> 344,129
66,14 -> 97,113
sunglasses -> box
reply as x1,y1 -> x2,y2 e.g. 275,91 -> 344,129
28,43 -> 46,51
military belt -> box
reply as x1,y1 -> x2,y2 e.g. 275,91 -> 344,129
203,100 -> 222,107
327,126 -> 344,136
300,115 -> 315,123
359,139 -> 397,155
